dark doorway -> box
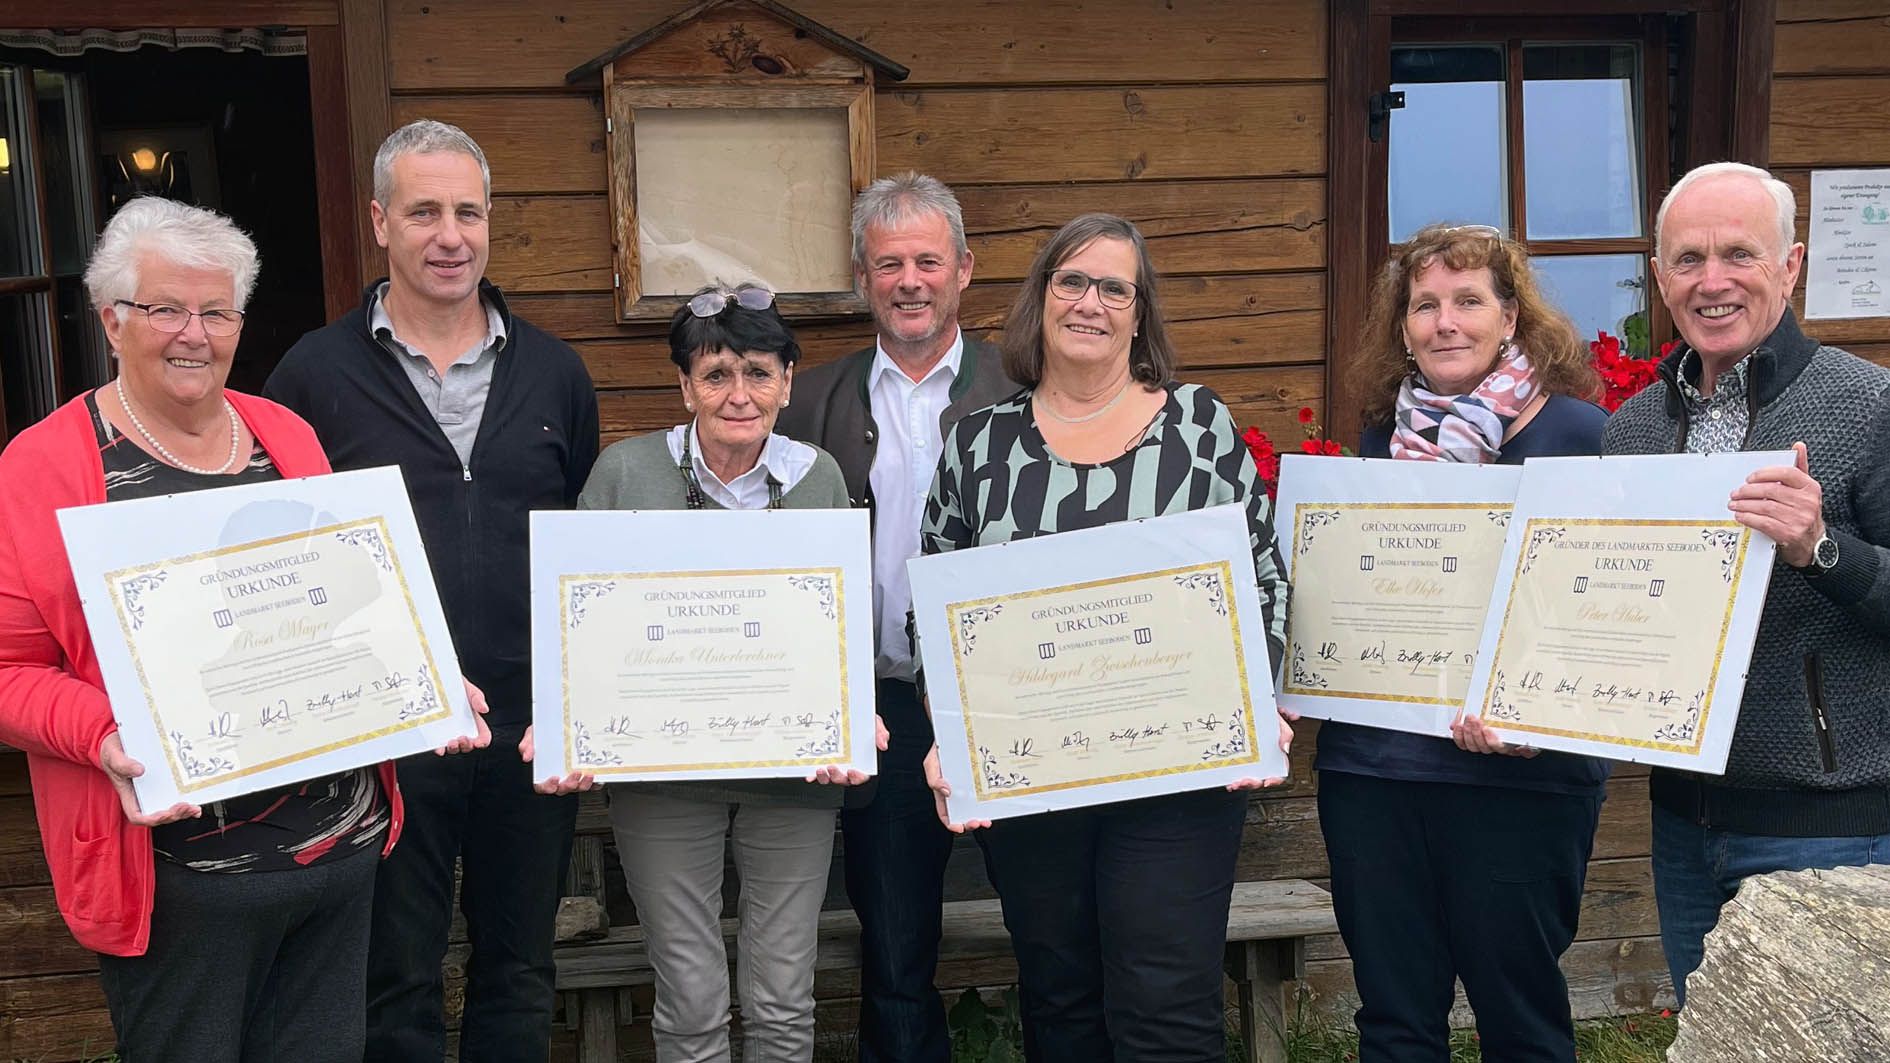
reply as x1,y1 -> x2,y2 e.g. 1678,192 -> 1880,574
84,45 -> 326,395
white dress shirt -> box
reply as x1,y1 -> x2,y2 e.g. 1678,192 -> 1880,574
665,423 -> 817,511
867,330 -> 964,680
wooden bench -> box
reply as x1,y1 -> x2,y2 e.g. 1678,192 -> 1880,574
554,877 -> 1336,1063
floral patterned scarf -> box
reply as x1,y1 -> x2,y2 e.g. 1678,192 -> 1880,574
1389,346 -> 1540,463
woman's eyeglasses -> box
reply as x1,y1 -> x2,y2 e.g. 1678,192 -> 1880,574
687,286 -> 776,318
1047,269 -> 1139,310
115,300 -> 246,337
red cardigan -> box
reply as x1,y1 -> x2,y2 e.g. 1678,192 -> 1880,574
0,391 -> 404,956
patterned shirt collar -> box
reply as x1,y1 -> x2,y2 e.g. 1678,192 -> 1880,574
1677,350 -> 1751,455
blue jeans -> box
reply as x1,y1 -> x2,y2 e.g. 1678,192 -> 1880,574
841,679 -> 955,1063
1652,803 -> 1890,1005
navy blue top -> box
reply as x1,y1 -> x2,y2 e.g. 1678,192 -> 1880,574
1313,394 -> 1612,795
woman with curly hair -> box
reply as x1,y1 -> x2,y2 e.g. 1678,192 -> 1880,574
1320,222 -> 1610,1062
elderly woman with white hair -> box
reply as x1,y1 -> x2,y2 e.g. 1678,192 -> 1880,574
0,197 -> 471,1061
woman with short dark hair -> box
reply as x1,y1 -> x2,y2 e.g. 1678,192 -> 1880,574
572,284 -> 857,1062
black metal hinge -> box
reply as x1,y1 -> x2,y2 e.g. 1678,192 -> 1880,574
1368,90 -> 1406,143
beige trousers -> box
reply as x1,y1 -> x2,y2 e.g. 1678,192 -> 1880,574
609,792 -> 837,1063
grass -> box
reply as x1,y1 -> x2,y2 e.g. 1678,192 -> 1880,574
890,987 -> 1681,1063
1278,1012 -> 1678,1062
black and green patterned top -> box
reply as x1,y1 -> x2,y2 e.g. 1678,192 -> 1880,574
920,382 -> 1288,667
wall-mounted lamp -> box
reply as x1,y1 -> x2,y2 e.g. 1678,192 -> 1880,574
129,147 -> 159,174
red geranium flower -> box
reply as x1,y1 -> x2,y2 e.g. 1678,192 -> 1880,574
1297,406 -> 1316,424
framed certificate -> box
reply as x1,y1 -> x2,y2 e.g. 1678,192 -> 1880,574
1274,455 -> 1521,736
57,466 -> 478,809
907,504 -> 1287,823
1462,452 -> 1789,773
529,509 -> 875,780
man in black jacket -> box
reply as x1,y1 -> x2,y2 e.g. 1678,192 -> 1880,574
1603,161 -> 1890,1005
776,172 -> 1014,1063
265,120 -> 599,1062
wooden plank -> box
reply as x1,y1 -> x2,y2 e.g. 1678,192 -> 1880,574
597,364 -> 1324,446
1301,934 -> 1675,1027
1,1 -> 336,25
343,0 -> 395,289
309,25 -> 365,324
0,797 -> 51,888
555,879 -> 1331,990
439,95 -> 1327,269
0,886 -> 96,979
386,0 -> 1326,91
391,96 -> 609,196
1733,0 -> 1778,165
490,182 -> 1323,316
0,972 -> 115,1061
485,197 -> 616,294
1775,2 -> 1890,75
1770,76 -> 1890,166
0,752 -> 28,797
556,272 -> 1326,389
878,85 -> 1326,184
957,180 -> 1327,278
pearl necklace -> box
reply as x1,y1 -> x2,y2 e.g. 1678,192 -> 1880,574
1035,379 -> 1132,425
115,377 -> 241,475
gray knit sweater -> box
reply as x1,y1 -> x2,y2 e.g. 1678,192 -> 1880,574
576,428 -> 854,808
1602,310 -> 1890,835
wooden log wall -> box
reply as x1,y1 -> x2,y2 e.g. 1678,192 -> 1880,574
1773,0 -> 1890,367
381,0 -> 1329,450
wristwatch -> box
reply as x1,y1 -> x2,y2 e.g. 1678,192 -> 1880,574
1805,532 -> 1839,576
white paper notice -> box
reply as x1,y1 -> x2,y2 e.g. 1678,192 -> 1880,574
1807,168 -> 1890,320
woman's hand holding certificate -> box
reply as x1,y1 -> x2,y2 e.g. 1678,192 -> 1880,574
529,509 -> 877,781
59,467 -> 481,809
908,504 -> 1289,825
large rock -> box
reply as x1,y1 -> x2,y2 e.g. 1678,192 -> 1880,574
1667,865 -> 1890,1062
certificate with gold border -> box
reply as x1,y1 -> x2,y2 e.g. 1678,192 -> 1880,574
1462,453 -> 1788,773
529,509 -> 875,780
907,504 -> 1287,823
1274,455 -> 1522,736
57,466 -> 477,809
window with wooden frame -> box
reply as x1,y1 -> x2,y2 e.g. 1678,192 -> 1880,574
1325,0 -> 1776,449
1387,17 -> 1671,357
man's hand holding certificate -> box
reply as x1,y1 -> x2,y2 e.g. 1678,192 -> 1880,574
1461,452 -> 1788,773
908,504 -> 1288,824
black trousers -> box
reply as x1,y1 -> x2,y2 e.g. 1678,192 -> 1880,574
364,725 -> 577,1063
99,847 -> 377,1063
1317,770 -> 1602,1063
978,787 -> 1247,1063
840,678 -> 956,1063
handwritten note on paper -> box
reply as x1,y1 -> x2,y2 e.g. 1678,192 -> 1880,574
1808,169 -> 1890,320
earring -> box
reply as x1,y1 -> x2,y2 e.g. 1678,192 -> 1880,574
685,400 -> 694,412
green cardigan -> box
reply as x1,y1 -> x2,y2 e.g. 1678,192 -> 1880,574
577,428 -> 854,808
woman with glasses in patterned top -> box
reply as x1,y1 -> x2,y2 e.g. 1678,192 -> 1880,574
916,213 -> 1294,1061
0,197 -> 489,1061
547,283 -> 875,1063
1320,222 -> 1609,1062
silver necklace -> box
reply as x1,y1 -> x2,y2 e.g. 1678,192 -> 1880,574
1036,379 -> 1132,425
115,377 -> 241,475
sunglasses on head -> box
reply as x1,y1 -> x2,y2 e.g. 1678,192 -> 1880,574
688,286 -> 776,318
